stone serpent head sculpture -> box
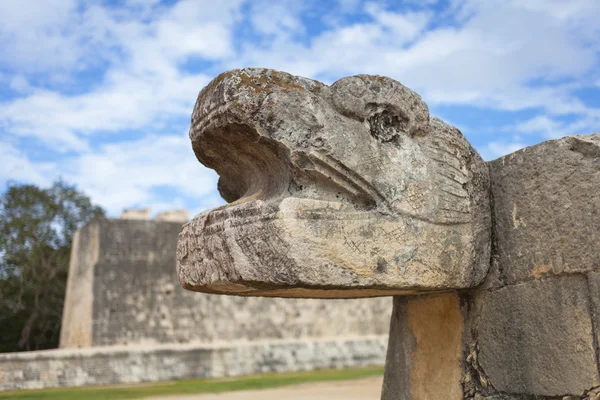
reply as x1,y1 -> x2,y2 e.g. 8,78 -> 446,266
177,68 -> 491,298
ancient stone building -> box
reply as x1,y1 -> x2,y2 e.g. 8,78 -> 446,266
60,217 -> 390,348
1,215 -> 390,391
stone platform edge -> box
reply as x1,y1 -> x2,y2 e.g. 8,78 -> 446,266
0,335 -> 388,391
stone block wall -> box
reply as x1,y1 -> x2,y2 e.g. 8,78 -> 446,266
60,218 -> 391,348
0,336 -> 387,391
471,277 -> 597,397
382,133 -> 600,399
461,133 -> 600,399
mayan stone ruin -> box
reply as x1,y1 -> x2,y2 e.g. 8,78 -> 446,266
178,68 -> 600,399
0,214 -> 390,390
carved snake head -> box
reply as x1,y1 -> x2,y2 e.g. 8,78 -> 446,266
177,68 -> 491,298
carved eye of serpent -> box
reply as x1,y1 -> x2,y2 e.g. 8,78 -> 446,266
367,109 -> 410,143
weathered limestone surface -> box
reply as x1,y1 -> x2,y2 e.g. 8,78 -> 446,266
381,276 -> 600,400
155,209 -> 189,223
0,336 -> 387,391
464,133 -> 600,399
120,208 -> 151,220
175,69 -> 600,399
489,134 -> 600,285
381,294 -> 464,400
177,68 -> 491,298
59,221 -> 99,348
477,276 -> 599,396
589,272 -> 600,369
60,218 -> 391,348
379,133 -> 600,399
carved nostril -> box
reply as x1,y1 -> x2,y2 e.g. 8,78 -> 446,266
368,110 -> 410,143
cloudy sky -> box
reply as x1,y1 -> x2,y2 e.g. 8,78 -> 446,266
1,0 -> 599,217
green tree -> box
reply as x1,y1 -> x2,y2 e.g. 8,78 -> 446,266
0,180 -> 105,352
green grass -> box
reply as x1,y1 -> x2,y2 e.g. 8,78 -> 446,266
1,366 -> 384,400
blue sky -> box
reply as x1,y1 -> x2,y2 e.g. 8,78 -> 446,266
1,0 -> 599,217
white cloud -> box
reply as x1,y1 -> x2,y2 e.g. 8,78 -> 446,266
240,0 -> 600,119
249,0 -> 306,36
514,116 -> 563,138
364,3 -> 432,41
0,72 -> 210,151
0,0 -> 81,73
0,142 -> 55,185
0,0 -> 243,76
0,133 -> 223,217
513,112 -> 600,140
0,0 -> 246,151
336,0 -> 362,13
481,140 -> 527,161
5,0 -> 598,146
58,134 -> 221,216
0,0 -> 242,213
8,75 -> 34,94
514,0 -> 599,22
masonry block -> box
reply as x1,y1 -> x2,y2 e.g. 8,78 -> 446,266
489,134 -> 600,285
478,276 -> 599,396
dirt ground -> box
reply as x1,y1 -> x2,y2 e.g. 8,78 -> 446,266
142,376 -> 383,400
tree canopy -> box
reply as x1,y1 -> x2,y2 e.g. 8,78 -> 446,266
0,180 -> 105,352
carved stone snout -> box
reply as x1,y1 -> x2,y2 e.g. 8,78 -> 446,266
177,68 -> 491,298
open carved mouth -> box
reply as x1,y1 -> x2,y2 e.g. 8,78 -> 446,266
192,117 -> 388,217
176,68 -> 491,299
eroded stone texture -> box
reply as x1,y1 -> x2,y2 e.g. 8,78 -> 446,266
177,68 -> 491,298
489,133 -> 600,285
588,272 -> 600,369
120,208 -> 151,220
381,294 -> 464,400
478,276 -> 599,396
59,222 -> 99,348
381,298 -> 412,400
0,336 -> 387,390
155,209 -> 189,223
